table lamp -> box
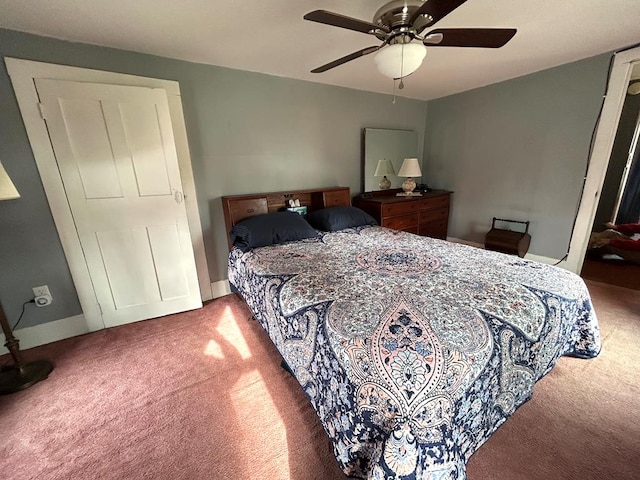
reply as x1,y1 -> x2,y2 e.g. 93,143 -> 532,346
374,159 -> 395,190
396,158 -> 422,196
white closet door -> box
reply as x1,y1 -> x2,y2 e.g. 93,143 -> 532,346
36,79 -> 202,328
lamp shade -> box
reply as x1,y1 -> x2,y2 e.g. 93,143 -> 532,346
374,159 -> 396,177
374,43 -> 427,79
397,158 -> 422,178
0,161 -> 20,200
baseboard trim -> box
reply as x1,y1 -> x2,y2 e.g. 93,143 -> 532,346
524,253 -> 568,269
446,236 -> 484,248
447,237 -> 568,270
201,289 -> 214,302
211,280 -> 231,298
5,256 -> 577,357
0,314 -> 89,355
0,282 -> 233,356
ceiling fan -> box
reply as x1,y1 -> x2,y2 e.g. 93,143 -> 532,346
303,0 -> 516,80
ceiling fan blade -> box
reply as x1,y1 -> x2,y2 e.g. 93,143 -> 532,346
311,46 -> 381,73
304,10 -> 388,34
410,0 -> 468,26
423,28 -> 517,48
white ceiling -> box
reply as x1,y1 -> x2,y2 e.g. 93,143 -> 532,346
1,0 -> 640,100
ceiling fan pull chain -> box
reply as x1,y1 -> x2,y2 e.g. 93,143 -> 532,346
398,43 -> 405,89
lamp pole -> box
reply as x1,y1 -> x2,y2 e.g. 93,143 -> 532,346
1,160 -> 54,393
1,302 -> 23,365
1,160 -> 54,394
0,301 -> 54,394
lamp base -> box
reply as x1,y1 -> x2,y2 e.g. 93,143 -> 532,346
0,360 -> 53,395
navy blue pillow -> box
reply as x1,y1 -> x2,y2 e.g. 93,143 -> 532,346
307,206 -> 378,232
230,211 -> 318,252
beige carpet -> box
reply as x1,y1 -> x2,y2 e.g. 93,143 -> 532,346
0,280 -> 638,480
466,280 -> 640,479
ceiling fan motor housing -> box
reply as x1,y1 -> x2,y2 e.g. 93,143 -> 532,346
373,0 -> 433,41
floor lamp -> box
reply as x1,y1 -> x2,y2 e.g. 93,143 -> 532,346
0,160 -> 53,395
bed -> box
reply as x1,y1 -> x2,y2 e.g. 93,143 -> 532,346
222,187 -> 601,480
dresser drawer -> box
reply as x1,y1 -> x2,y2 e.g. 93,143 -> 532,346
355,190 -> 451,236
420,206 -> 449,224
419,221 -> 448,239
382,200 -> 420,217
420,194 -> 450,211
383,213 -> 419,231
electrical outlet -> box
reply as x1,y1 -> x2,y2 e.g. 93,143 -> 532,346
32,285 -> 53,307
33,285 -> 50,298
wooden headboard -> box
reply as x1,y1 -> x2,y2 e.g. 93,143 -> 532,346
221,187 -> 351,248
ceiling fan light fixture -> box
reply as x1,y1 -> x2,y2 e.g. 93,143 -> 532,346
374,42 -> 427,79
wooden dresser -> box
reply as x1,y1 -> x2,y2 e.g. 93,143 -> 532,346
353,190 -> 452,239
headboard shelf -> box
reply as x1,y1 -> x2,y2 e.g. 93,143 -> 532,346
221,186 -> 351,248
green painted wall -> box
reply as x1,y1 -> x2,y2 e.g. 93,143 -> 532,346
424,54 -> 612,259
0,27 -> 616,331
0,28 -> 427,327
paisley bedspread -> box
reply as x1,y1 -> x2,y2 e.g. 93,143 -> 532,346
228,226 -> 601,480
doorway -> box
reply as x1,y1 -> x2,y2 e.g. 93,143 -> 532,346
567,46 -> 640,277
578,58 -> 640,290
612,104 -> 640,225
6,58 -> 212,332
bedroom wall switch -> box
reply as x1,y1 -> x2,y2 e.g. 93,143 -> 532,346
32,285 -> 53,307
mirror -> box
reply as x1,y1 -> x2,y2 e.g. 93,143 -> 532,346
362,128 -> 419,192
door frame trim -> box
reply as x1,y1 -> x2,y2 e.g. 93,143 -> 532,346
6,58 -> 212,332
566,47 -> 640,273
